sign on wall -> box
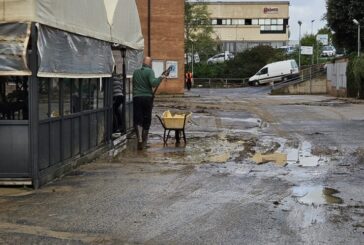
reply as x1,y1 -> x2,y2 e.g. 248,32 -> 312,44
301,46 -> 314,55
166,61 -> 178,79
152,60 -> 164,77
264,7 -> 279,14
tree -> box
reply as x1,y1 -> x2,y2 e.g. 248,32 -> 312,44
326,0 -> 364,52
185,1 -> 217,67
293,34 -> 324,66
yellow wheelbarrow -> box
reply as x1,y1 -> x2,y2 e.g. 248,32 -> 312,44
156,111 -> 192,144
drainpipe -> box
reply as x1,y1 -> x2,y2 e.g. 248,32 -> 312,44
148,0 -> 151,56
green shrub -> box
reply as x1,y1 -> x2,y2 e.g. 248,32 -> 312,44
347,55 -> 364,99
191,45 -> 286,79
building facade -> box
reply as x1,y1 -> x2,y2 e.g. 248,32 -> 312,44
136,0 -> 185,94
205,1 -> 290,53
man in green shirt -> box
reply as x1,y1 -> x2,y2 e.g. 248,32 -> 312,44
133,57 -> 166,150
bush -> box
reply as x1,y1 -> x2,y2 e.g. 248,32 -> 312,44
192,45 -> 286,79
347,55 -> 364,99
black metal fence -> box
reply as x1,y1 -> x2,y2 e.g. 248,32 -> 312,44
192,78 -> 250,88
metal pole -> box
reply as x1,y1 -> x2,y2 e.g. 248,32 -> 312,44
359,24 -> 361,57
298,21 -> 302,68
29,23 -> 40,188
316,40 -> 319,64
148,0 -> 151,56
192,43 -> 194,75
121,48 -> 127,133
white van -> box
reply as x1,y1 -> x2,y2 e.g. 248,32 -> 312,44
249,60 -> 299,86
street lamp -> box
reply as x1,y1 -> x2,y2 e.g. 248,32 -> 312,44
353,19 -> 361,57
298,21 -> 302,67
311,20 -> 315,35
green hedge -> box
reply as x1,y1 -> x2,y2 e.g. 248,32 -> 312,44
192,46 -> 286,79
347,55 -> 364,99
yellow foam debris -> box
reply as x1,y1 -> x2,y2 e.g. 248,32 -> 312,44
252,152 -> 287,167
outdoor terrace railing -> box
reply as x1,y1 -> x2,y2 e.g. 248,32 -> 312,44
192,77 -> 250,88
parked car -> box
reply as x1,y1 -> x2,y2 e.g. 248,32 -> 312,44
207,52 -> 234,64
248,59 -> 299,86
278,45 -> 295,55
321,46 -> 336,57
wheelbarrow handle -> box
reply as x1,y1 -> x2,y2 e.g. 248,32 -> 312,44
156,115 -> 166,129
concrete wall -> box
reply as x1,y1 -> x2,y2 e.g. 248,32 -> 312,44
136,0 -> 185,94
272,76 -> 327,95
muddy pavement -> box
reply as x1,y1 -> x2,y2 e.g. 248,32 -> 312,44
0,87 -> 364,244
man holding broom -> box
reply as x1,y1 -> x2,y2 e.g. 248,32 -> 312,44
132,57 -> 168,150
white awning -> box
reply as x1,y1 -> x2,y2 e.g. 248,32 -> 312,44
0,0 -> 144,50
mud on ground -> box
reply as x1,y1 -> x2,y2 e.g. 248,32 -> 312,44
0,87 -> 363,244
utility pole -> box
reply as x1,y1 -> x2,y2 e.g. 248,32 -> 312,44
353,19 -> 361,57
298,21 -> 302,68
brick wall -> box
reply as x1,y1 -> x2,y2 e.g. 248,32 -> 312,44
136,0 -> 185,94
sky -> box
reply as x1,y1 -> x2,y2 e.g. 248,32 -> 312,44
289,0 -> 327,40
191,0 -> 328,41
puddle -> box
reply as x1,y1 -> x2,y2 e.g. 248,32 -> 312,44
292,186 -> 343,205
219,117 -> 261,124
286,141 -> 328,167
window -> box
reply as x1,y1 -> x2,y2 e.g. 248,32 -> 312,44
63,79 -> 72,116
63,79 -> 82,115
89,79 -> 98,110
226,19 -> 231,25
0,76 -> 29,120
260,68 -> 268,75
257,18 -> 286,33
217,19 -> 222,25
232,19 -> 245,25
81,79 -> 90,111
50,78 -> 60,118
38,78 -> 102,119
252,19 -> 258,25
245,19 -> 252,25
38,78 -> 49,120
71,79 -> 81,113
211,19 -> 217,25
97,79 -> 105,109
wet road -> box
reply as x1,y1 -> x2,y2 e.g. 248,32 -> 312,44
0,87 -> 364,244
